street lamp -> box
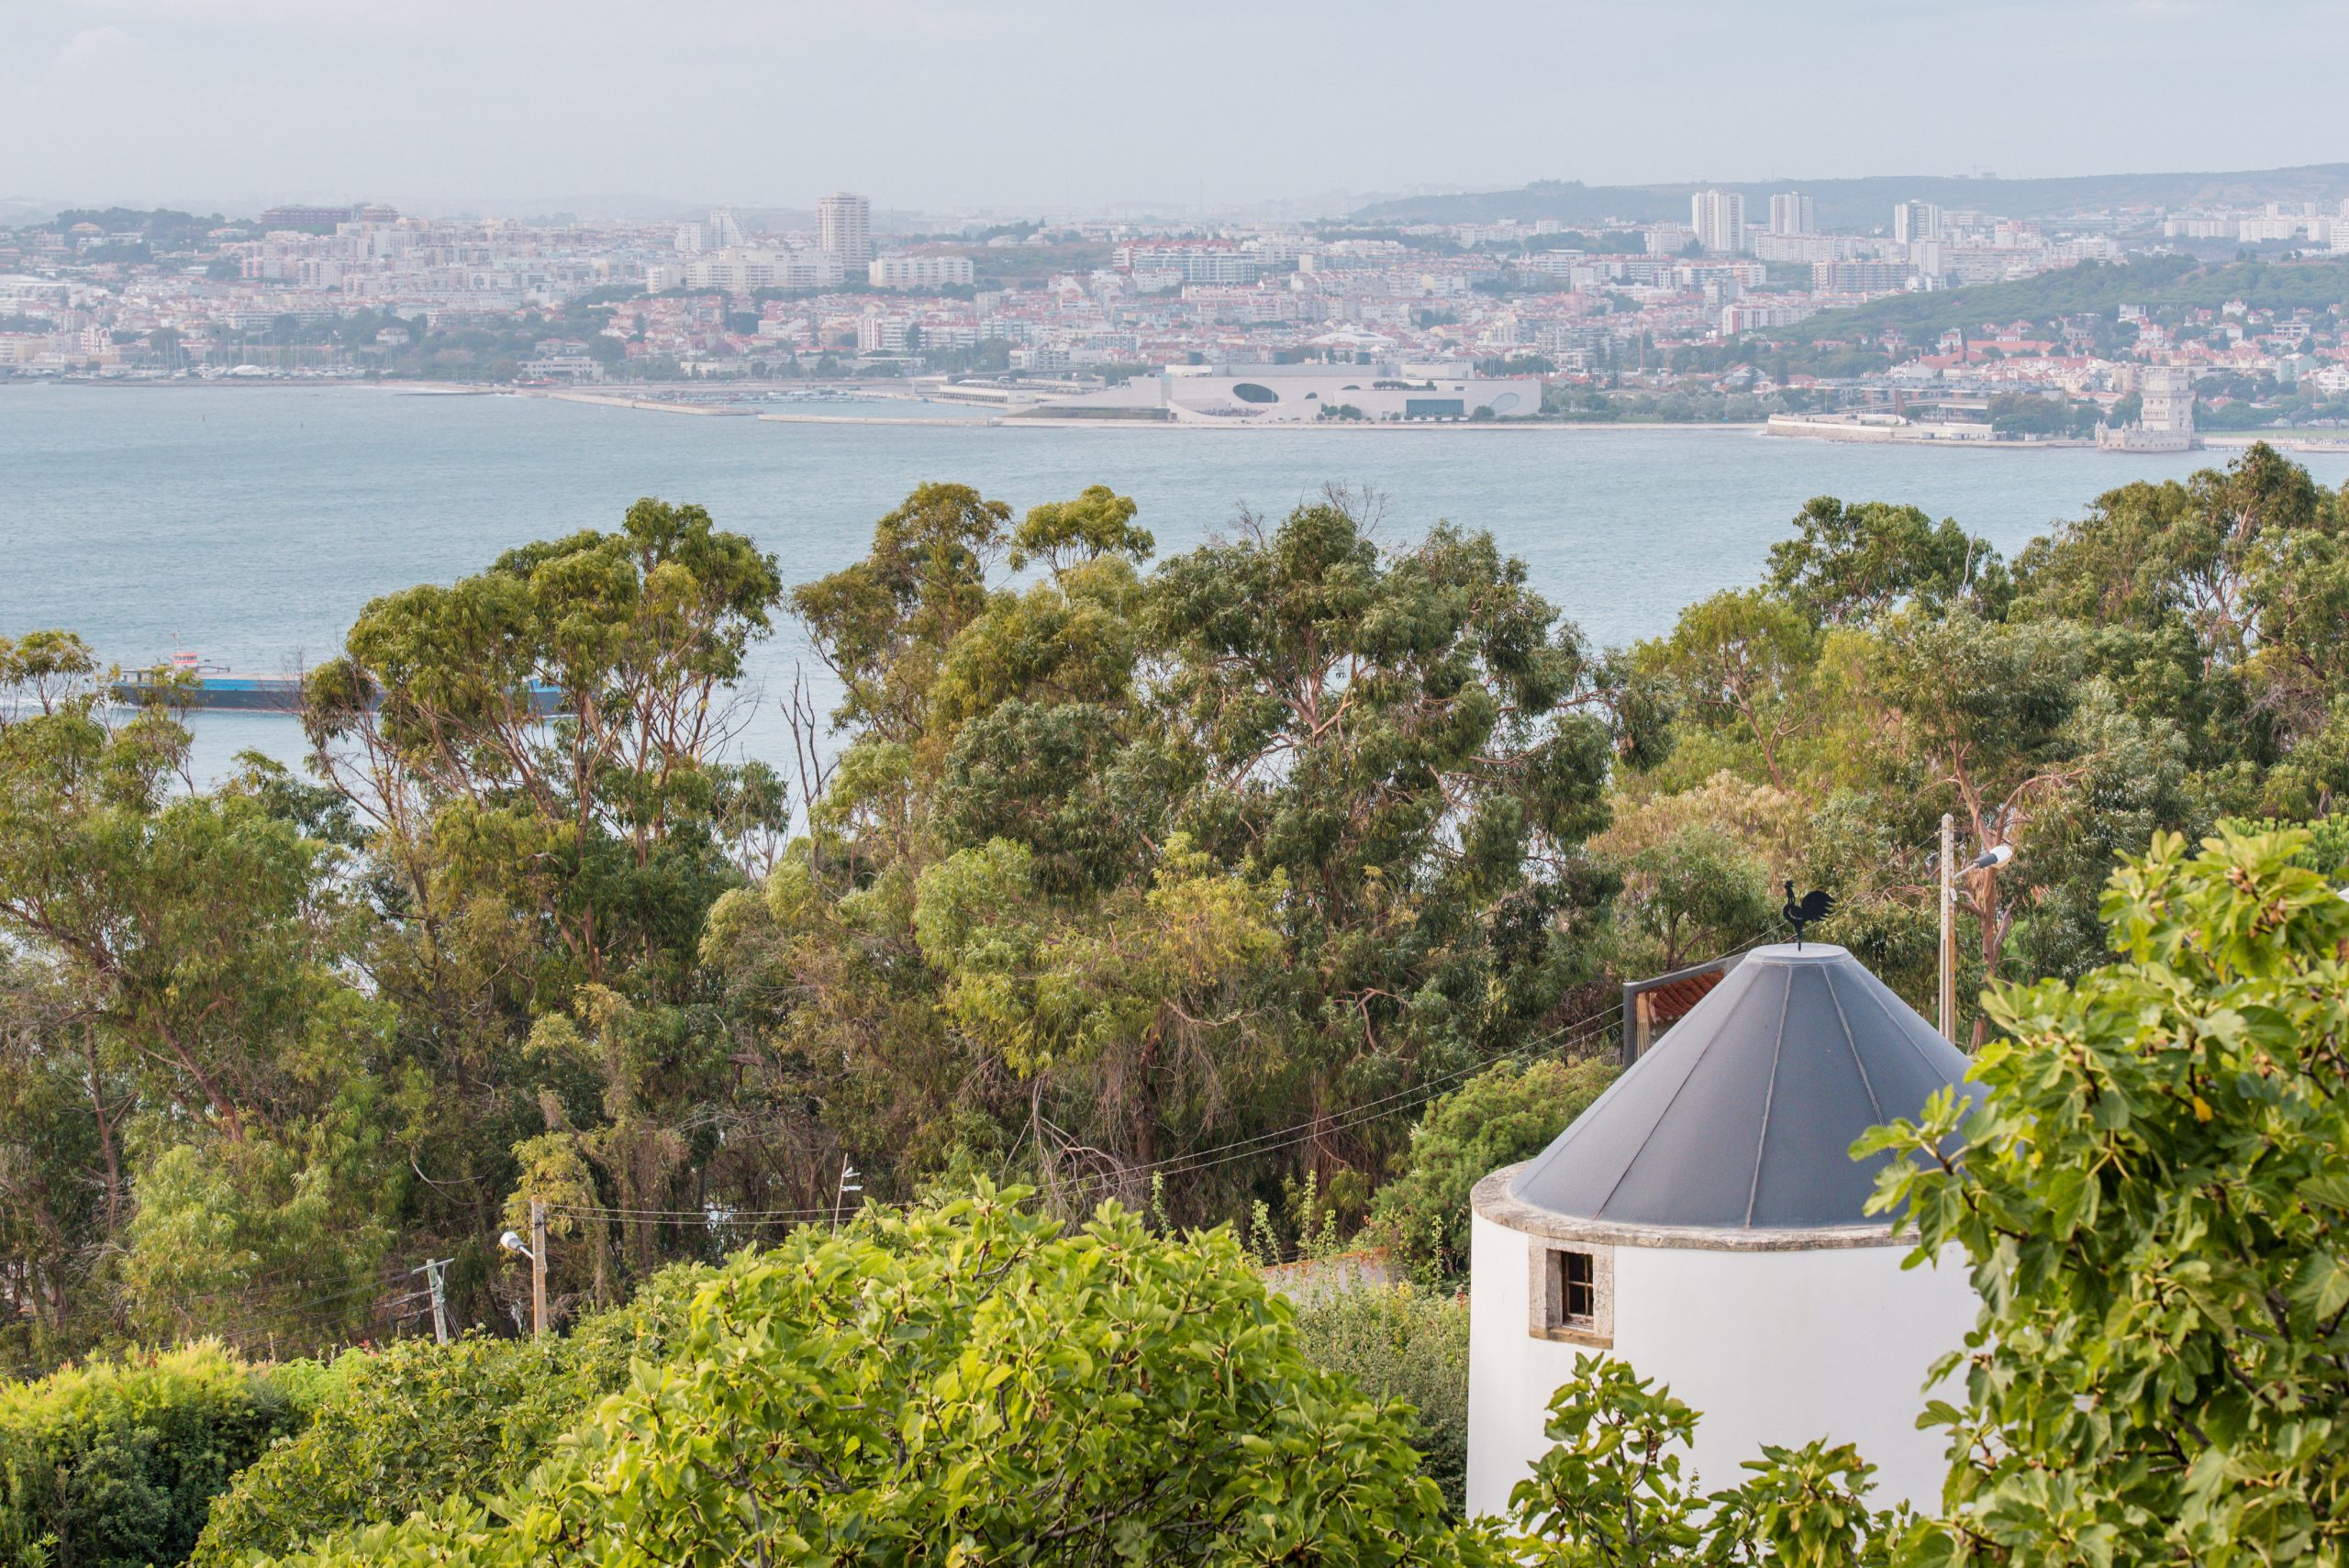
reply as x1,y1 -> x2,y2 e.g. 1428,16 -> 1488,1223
501,1203 -> 549,1337
1939,817 -> 2015,1044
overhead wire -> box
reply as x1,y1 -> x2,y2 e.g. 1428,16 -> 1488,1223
530,915 -> 1796,1230
529,1002 -> 1633,1230
159,917 -> 1800,1359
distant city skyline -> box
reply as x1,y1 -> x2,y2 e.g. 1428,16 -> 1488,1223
8,0 -> 2349,217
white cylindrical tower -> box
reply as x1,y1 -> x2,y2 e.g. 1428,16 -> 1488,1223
1464,942 -> 1982,1520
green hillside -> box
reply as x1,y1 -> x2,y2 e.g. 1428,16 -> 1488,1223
1354,165 -> 2349,233
1769,255 -> 2349,344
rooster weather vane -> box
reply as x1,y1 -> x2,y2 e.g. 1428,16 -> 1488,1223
1781,883 -> 1835,949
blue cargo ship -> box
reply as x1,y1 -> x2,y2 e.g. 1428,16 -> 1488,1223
110,655 -> 562,715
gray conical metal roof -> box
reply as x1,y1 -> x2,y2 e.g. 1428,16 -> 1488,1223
1509,943 -> 1981,1230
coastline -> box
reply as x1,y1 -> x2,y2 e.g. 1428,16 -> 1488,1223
6,378 -> 1768,432
21,382 -> 2348,452
985,417 -> 1771,433
529,390 -> 755,417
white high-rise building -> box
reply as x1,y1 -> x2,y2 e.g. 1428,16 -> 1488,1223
1892,201 -> 1943,245
676,211 -> 744,254
1644,223 -> 1698,256
1767,192 -> 1815,236
1690,189 -> 1746,254
818,192 -> 874,267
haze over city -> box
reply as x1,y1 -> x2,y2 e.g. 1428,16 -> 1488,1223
12,6 -> 2349,1566
10,0 -> 2349,217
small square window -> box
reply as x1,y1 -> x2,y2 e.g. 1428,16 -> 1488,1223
1548,1248 -> 1598,1327
1560,1250 -> 1595,1322
1531,1240 -> 1612,1346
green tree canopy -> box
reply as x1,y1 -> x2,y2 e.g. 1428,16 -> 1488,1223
1765,498 -> 2005,629
1862,826 -> 2349,1565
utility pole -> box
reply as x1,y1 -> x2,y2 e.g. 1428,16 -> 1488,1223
834,1159 -> 862,1228
423,1257 -> 451,1345
1938,813 -> 1956,1041
529,1198 -> 547,1339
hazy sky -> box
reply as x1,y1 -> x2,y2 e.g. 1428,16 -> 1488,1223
8,0 -> 2349,217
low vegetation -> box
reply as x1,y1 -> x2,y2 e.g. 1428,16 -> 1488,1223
1287,1279 -> 1475,1510
2,446 -> 2348,1562
271,1191 -> 1475,1567
190,1265 -> 697,1565
0,1344 -> 305,1568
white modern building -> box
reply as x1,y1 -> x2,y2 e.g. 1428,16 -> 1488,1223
818,192 -> 874,267
870,254 -> 976,290
1121,244 -> 1264,285
647,247 -> 844,294
1645,223 -> 1698,256
674,210 -> 743,254
1690,189 -> 1747,254
1017,361 -> 1544,424
856,314 -> 916,354
1767,192 -> 1816,236
1892,201 -> 1943,245
1464,942 -> 1983,1519
1195,362 -> 1533,423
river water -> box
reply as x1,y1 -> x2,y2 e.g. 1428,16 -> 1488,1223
8,383 -> 2343,781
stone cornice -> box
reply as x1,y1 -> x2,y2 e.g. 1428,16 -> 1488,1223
1472,1163 -> 1919,1253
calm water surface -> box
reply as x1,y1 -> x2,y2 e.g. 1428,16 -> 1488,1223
8,384 -> 2344,779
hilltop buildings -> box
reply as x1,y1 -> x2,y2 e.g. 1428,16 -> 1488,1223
4,183 -> 2343,432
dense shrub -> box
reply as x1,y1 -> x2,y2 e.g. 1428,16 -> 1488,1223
1372,1057 -> 1618,1279
1288,1280 -> 1473,1511
275,1188 -> 1486,1566
0,1343 -> 301,1568
1859,828 -> 2349,1564
191,1264 -> 700,1564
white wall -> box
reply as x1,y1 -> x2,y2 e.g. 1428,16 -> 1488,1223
1464,1211 -> 1976,1522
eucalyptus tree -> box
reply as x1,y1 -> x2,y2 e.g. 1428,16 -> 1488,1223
2009,440 -> 2349,799
300,499 -> 787,1308
731,485 -> 1642,1229
0,632 -> 395,1351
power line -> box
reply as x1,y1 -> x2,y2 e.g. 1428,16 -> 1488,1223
529,917 -> 1788,1230
157,920 -> 1798,1362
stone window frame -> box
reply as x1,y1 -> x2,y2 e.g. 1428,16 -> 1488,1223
1530,1238 -> 1614,1349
